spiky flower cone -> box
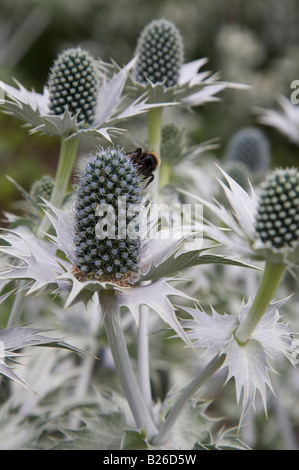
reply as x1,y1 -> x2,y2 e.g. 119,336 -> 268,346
226,127 -> 270,175
74,147 -> 143,284
255,168 -> 299,249
48,47 -> 99,124
134,19 -> 184,88
30,175 -> 54,205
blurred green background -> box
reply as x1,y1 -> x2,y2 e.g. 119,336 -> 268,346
1,0 -> 299,215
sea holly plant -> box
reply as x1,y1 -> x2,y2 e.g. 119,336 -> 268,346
172,168 -> 299,424
0,18 -> 298,451
0,46 -> 166,235
0,145 -> 258,447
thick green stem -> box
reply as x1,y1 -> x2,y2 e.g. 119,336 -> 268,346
6,280 -> 26,327
147,107 -> 163,205
38,135 -> 79,236
159,161 -> 172,188
135,106 -> 164,423
151,354 -> 225,446
102,291 -> 158,439
235,261 -> 286,344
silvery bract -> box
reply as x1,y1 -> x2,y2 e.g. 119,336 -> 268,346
182,167 -> 299,266
181,297 -> 292,420
256,95 -> 299,146
0,325 -> 88,392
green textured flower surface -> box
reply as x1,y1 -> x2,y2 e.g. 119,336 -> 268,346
48,47 -> 99,125
134,19 -> 184,89
256,168 -> 299,250
74,147 -> 142,282
225,127 -> 270,175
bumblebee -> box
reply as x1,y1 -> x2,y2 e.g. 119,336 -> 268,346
126,148 -> 160,188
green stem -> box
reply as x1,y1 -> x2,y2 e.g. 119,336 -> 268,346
135,106 -> 164,423
147,107 -> 163,205
102,291 -> 158,439
138,306 -> 153,413
38,135 -> 79,236
159,161 -> 172,188
151,354 -> 225,446
235,261 -> 286,344
6,280 -> 26,327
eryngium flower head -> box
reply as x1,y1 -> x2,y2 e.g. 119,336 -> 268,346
226,127 -> 270,175
134,19 -> 184,88
30,175 -> 54,205
255,168 -> 299,250
47,47 -> 99,125
74,147 -> 143,283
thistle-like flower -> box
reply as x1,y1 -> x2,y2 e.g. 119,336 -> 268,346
183,167 -> 299,265
47,47 -> 99,125
134,19 -> 184,89
0,49 -> 158,141
255,168 -> 299,250
128,19 -> 247,107
73,147 -> 142,283
225,127 -> 270,176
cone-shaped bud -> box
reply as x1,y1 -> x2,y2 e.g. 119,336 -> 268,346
161,123 -> 185,161
74,147 -> 143,283
134,19 -> 184,88
30,175 -> 54,205
226,127 -> 270,175
48,47 -> 99,124
255,168 -> 299,249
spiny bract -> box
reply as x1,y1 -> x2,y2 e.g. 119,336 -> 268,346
224,162 -> 250,191
74,147 -> 143,283
255,168 -> 299,249
226,127 -> 270,175
134,19 -> 184,88
48,47 -> 99,125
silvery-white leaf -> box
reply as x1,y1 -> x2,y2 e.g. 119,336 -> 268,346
182,297 -> 292,419
178,58 -> 209,86
0,326 -> 89,394
256,96 -> 299,146
100,278 -> 192,344
93,57 -> 137,125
